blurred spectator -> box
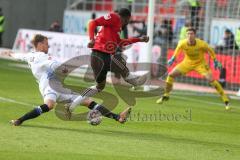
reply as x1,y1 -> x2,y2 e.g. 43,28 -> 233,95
216,29 -> 239,51
49,20 -> 63,32
131,21 -> 147,37
151,45 -> 161,78
153,19 -> 173,46
235,27 -> 240,49
153,19 -> 173,66
188,0 -> 201,30
132,44 -> 140,72
85,13 -> 97,35
127,0 -> 133,11
219,67 -> 226,88
0,8 -> 5,46
179,21 -> 191,40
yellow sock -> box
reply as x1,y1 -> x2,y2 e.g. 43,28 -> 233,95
164,76 -> 174,97
210,80 -> 229,103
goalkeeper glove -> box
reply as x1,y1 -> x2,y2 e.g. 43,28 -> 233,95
168,56 -> 175,66
214,59 -> 222,70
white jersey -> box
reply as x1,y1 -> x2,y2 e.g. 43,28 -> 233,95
12,51 -> 60,84
12,51 -> 75,102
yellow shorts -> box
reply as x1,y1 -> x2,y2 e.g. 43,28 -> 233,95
174,61 -> 211,76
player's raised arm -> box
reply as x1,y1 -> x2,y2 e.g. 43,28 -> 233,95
205,42 -> 216,60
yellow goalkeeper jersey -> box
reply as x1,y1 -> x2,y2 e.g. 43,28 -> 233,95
173,38 -> 216,65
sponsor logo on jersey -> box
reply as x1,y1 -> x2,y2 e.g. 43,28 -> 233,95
104,14 -> 111,20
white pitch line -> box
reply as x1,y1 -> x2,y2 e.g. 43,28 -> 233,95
172,95 -> 239,108
0,96 -> 33,107
0,94 -> 238,110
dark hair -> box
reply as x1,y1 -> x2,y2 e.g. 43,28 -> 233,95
91,13 -> 96,19
31,34 -> 47,48
186,27 -> 196,34
225,29 -> 231,34
118,8 -> 131,18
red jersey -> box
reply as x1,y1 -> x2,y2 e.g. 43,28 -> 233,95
88,12 -> 140,54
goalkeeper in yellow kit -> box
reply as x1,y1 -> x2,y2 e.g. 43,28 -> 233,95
156,27 -> 230,110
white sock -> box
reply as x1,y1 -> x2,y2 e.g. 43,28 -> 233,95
81,85 -> 99,97
69,95 -> 84,111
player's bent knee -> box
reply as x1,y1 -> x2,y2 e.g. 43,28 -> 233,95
96,82 -> 106,91
48,105 -> 54,110
81,98 -> 92,106
45,100 -> 56,110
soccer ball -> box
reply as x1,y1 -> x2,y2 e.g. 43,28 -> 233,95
87,110 -> 102,126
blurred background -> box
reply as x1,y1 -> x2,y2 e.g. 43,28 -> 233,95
0,0 -> 240,96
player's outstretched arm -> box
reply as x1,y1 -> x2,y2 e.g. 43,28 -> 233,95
0,50 -> 29,62
205,42 -> 222,70
0,50 -> 14,57
119,35 -> 149,48
167,41 -> 183,66
205,42 -> 217,60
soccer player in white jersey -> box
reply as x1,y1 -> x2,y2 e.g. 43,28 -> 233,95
1,34 -> 131,126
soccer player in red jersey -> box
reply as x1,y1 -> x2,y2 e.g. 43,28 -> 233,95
82,8 -> 149,98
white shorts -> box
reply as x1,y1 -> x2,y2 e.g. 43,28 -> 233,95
42,86 -> 78,103
39,80 -> 78,103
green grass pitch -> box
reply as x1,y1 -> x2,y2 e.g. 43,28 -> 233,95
0,58 -> 239,160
